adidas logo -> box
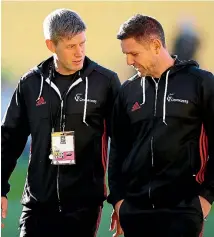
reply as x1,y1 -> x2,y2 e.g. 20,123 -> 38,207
36,97 -> 46,106
131,102 -> 141,112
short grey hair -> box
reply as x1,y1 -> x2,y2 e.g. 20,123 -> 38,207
43,8 -> 86,44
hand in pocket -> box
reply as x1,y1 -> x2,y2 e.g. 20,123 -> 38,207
199,196 -> 211,219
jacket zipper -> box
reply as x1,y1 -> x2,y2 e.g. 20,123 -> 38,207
149,138 -> 155,209
45,77 -> 83,212
154,80 -> 159,116
149,79 -> 160,209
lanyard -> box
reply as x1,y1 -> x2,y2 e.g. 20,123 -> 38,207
48,65 -> 79,133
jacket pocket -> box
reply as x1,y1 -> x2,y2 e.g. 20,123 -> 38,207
192,196 -> 203,219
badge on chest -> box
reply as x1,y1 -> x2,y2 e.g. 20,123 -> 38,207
49,131 -> 75,165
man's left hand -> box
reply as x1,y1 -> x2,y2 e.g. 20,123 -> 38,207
199,196 -> 212,219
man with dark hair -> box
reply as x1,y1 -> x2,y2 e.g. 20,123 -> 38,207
108,14 -> 214,237
1,8 -> 120,237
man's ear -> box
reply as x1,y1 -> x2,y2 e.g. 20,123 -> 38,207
151,38 -> 162,55
45,39 -> 56,53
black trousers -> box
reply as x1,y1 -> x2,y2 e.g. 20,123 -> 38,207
119,197 -> 204,237
19,204 -> 102,237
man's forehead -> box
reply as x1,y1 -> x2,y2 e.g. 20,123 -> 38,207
121,39 -> 142,53
61,32 -> 86,43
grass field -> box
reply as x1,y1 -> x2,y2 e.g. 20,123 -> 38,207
1,158 -> 214,237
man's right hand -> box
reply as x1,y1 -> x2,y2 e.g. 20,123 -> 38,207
110,200 -> 124,237
1,197 -> 8,228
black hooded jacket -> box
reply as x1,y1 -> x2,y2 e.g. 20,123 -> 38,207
2,56 -> 121,208
108,58 -> 214,209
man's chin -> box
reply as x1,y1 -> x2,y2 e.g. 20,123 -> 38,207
77,62 -> 84,70
69,64 -> 83,73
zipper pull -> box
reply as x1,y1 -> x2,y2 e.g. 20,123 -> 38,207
62,123 -> 65,132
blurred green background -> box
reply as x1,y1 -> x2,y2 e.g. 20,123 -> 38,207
2,1 -> 214,236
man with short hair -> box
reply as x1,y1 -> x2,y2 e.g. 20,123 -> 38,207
108,14 -> 214,237
1,8 -> 120,237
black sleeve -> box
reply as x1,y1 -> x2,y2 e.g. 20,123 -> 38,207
199,71 -> 214,204
107,85 -> 132,207
1,80 -> 30,197
105,73 -> 121,138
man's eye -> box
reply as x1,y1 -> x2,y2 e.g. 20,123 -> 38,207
67,45 -> 74,49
